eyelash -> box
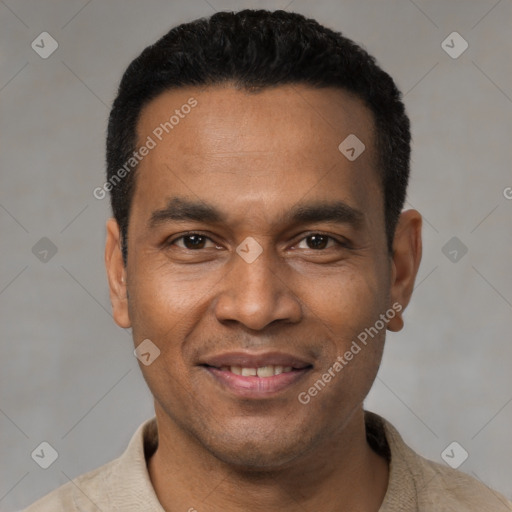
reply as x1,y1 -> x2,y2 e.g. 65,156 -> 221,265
165,231 -> 349,251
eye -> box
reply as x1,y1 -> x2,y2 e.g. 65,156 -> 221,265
295,233 -> 343,250
168,233 -> 219,250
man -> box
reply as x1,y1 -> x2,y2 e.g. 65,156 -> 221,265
26,8 -> 512,512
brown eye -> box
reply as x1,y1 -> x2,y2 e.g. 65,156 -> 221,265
297,234 -> 339,250
169,233 -> 217,250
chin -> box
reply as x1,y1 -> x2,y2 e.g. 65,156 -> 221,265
208,440 -> 303,471
197,421 -> 314,471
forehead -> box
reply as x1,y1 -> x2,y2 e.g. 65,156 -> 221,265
137,83 -> 375,157
131,84 -> 381,230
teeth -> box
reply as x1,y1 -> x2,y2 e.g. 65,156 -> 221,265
223,365 -> 295,377
256,365 -> 274,377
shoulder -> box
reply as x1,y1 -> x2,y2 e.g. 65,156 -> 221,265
365,411 -> 512,512
23,458 -> 117,511
413,452 -> 512,511
23,461 -> 115,512
23,417 -> 158,511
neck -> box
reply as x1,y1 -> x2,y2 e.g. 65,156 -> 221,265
148,406 -> 388,512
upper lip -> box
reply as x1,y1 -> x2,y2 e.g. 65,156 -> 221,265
200,351 -> 313,370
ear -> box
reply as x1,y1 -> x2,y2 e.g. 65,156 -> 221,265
387,209 -> 422,332
105,218 -> 131,328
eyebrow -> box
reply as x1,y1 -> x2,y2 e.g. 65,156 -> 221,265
147,196 -> 365,230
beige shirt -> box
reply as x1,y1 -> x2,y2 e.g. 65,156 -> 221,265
25,411 -> 512,511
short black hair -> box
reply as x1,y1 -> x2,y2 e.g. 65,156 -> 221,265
106,9 -> 411,264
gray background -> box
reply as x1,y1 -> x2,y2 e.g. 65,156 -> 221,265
1,0 -> 511,509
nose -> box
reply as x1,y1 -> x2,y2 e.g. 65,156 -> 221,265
213,244 -> 302,331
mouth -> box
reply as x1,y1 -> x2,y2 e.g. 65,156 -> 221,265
199,351 -> 313,398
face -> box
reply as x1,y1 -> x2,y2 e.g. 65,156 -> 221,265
105,84 -> 421,469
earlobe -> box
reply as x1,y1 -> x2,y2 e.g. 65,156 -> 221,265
105,218 -> 131,328
387,309 -> 404,332
387,209 -> 422,333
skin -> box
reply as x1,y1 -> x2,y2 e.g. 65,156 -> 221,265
105,84 -> 422,512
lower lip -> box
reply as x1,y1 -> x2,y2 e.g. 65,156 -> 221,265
204,366 -> 310,398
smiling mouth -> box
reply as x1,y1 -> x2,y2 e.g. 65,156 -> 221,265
202,364 -> 310,377
201,363 -> 313,397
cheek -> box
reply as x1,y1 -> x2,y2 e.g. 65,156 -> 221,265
127,269 -> 198,408
126,262 -> 219,397
302,261 -> 388,400
127,263 -> 202,338
306,262 -> 385,338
